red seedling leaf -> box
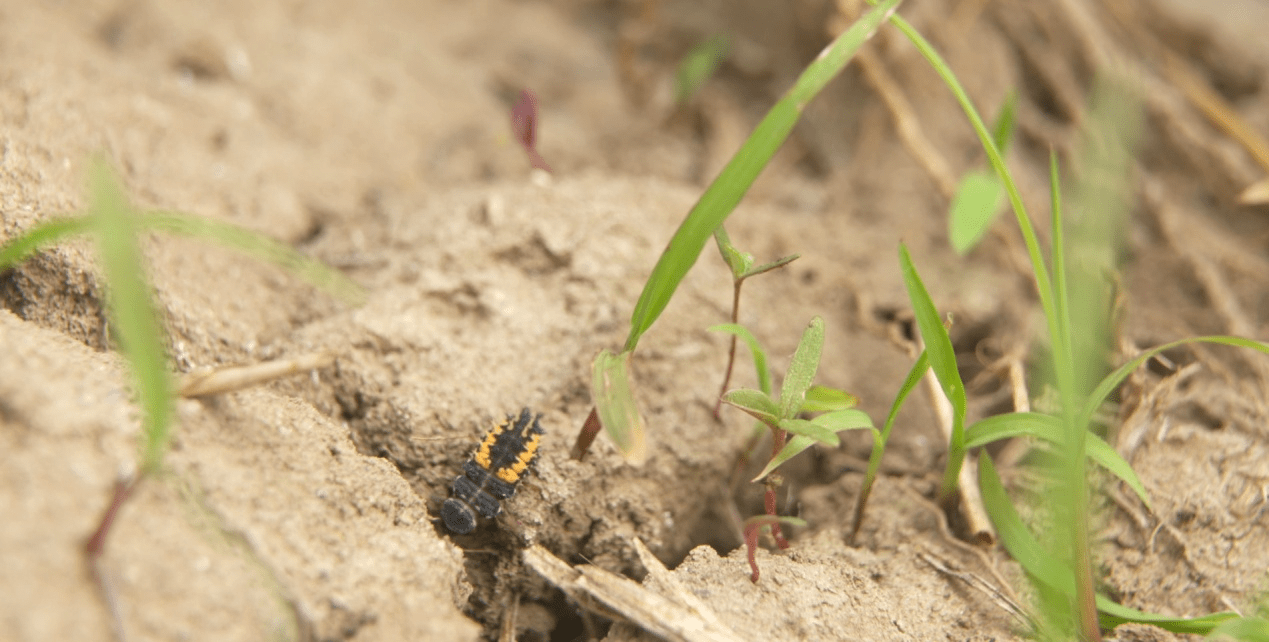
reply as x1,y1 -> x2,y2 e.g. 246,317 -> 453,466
510,89 -> 552,173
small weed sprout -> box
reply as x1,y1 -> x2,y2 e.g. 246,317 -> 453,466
718,316 -> 872,581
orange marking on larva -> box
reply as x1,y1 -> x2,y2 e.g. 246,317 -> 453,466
495,432 -> 541,483
474,422 -> 505,469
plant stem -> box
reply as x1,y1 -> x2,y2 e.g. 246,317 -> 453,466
713,280 -> 744,419
569,406 -> 603,461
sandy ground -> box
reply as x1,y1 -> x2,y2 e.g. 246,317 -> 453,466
2,1 -> 1267,640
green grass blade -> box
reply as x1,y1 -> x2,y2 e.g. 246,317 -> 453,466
851,350 -> 930,541
591,349 -> 648,463
0,217 -> 94,270
709,323 -> 772,394
89,159 -> 174,475
1080,336 -> 1269,431
964,412 -> 1151,508
622,0 -> 902,352
1207,616 -> 1269,641
146,211 -> 364,305
780,316 -> 824,418
1,211 -> 364,305
991,90 -> 1019,153
981,454 -> 1235,635
886,14 -> 1059,362
898,243 -> 966,499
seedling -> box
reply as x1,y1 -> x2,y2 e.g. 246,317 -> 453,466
710,225 -> 798,419
572,0 -> 901,462
510,88 -> 552,173
0,157 -> 361,636
719,316 -> 872,581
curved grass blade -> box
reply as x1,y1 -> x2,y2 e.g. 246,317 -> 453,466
964,412 -> 1150,509
622,0 -> 902,352
0,217 -> 94,270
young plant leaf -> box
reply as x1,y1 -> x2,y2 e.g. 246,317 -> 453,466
809,408 -> 873,431
722,388 -> 780,426
991,89 -> 1019,153
709,323 -> 772,395
592,349 -> 648,463
713,226 -> 754,278
754,417 -> 875,483
674,34 -> 730,105
948,170 -> 1004,254
778,418 -> 840,447
622,0 -> 902,353
801,385 -> 859,412
741,253 -> 799,279
779,316 -> 824,418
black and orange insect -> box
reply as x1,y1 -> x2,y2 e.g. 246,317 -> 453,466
441,407 -> 545,534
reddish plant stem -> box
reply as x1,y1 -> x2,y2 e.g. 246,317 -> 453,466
712,280 -> 744,419
85,476 -> 140,557
570,406 -> 602,461
766,429 -> 789,549
744,522 -> 762,582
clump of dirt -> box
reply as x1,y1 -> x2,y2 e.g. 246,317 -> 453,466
2,0 -> 1268,641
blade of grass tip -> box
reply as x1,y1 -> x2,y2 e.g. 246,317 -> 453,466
145,211 -> 365,305
90,159 -> 173,475
851,350 -> 929,543
780,316 -> 824,418
622,0 -> 902,353
675,34 -> 730,105
0,217 -> 96,271
592,349 -> 648,463
897,244 -> 966,500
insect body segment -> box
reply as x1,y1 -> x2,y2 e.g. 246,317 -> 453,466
442,408 -> 544,534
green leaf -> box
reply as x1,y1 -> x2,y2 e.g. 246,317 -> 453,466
964,412 -> 1151,509
991,89 -> 1019,154
810,408 -> 873,432
722,388 -> 780,426
709,323 -> 772,395
674,34 -> 730,105
622,0 -> 902,352
0,217 -> 93,271
778,418 -> 840,447
801,385 -> 859,412
89,159 -> 174,474
780,316 -> 825,418
752,435 -> 813,482
740,253 -> 799,279
948,170 -> 1004,254
713,226 -> 753,278
592,350 -> 648,463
